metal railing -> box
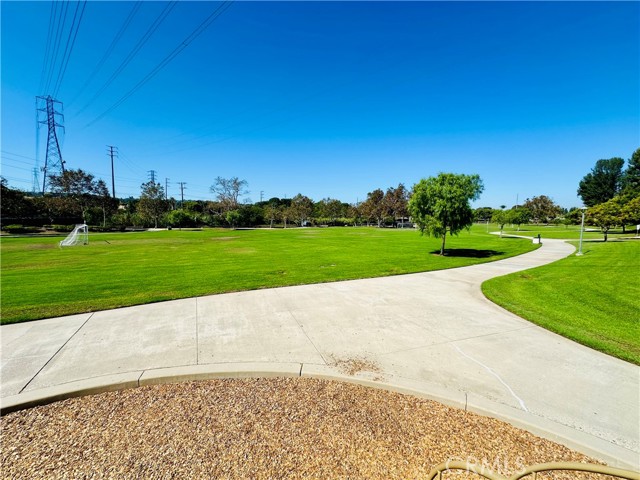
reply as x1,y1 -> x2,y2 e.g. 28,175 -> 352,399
427,460 -> 640,480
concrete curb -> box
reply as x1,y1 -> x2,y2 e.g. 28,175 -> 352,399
2,363 -> 638,470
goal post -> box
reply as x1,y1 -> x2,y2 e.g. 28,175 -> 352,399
60,224 -> 89,247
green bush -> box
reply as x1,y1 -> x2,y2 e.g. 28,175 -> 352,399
1,224 -> 42,234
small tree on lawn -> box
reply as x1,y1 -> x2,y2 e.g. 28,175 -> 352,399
621,195 -> 640,228
409,173 -> 484,255
510,207 -> 531,231
491,207 -> 509,237
587,197 -> 622,242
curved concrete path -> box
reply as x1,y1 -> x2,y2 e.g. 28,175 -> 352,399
1,238 -> 638,469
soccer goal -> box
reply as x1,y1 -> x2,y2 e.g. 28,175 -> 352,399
60,224 -> 89,247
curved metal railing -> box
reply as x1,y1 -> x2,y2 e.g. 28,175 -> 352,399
427,460 -> 640,480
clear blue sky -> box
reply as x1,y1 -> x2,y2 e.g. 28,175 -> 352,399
2,1 -> 638,209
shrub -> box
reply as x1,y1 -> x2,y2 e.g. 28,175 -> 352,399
1,224 -> 42,234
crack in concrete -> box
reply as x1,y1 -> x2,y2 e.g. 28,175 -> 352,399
453,344 -> 529,412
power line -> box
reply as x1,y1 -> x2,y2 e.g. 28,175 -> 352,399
43,0 -> 71,94
67,1 -> 143,107
75,1 -> 178,116
1,150 -> 38,163
85,1 -> 233,127
38,1 -> 58,94
52,0 -> 88,98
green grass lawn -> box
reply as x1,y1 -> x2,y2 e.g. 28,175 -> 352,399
488,223 -> 637,240
1,226 -> 537,324
482,240 -> 640,365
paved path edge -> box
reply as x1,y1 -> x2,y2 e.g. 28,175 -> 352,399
1,362 -> 637,470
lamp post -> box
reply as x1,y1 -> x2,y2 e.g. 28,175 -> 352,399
577,207 -> 587,256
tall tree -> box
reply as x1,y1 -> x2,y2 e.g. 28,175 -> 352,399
408,173 -> 484,255
361,188 -> 385,227
210,176 -> 248,212
621,148 -> 640,197
289,194 -> 314,226
316,198 -> 345,225
138,181 -> 168,228
383,183 -> 409,225
94,179 -> 118,227
263,204 -> 280,228
577,157 -> 625,207
48,169 -> 102,222
523,195 -> 561,224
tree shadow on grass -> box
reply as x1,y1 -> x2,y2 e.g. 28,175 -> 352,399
430,248 -> 503,258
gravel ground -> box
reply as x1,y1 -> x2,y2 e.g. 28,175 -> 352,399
1,377 -> 608,479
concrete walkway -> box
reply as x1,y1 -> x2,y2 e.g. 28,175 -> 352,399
1,238 -> 638,469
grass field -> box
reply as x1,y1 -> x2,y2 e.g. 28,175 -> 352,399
486,223 -> 638,240
482,240 -> 640,365
1,226 -> 538,324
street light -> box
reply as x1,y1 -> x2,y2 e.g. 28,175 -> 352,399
577,207 -> 587,256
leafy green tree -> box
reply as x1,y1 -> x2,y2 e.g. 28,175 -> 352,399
474,207 -> 494,222
263,204 -> 280,228
587,197 -> 622,241
316,198 -> 346,225
48,169 -> 105,222
290,194 -> 314,226
225,209 -> 241,229
621,148 -> 640,197
523,195 -> 561,224
491,208 -> 510,237
361,188 -> 385,227
94,179 -> 118,227
166,209 -> 195,228
0,178 -> 37,222
578,157 -> 625,207
509,207 -> 531,231
383,183 -> 409,225
408,173 -> 484,255
138,181 -> 168,228
620,195 -> 640,229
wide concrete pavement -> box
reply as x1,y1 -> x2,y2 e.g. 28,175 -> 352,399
1,237 -> 638,469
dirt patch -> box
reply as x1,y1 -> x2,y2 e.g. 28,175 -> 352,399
330,356 -> 383,376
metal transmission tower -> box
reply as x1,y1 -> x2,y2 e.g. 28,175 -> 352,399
36,96 -> 65,193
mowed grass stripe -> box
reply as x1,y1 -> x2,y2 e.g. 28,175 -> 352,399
482,240 -> 640,365
1,227 -> 536,324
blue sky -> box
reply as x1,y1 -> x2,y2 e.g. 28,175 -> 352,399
2,1 -> 638,208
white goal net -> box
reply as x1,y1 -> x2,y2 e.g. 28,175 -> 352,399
60,224 -> 89,247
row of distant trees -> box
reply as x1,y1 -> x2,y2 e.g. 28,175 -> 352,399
0,173 -> 412,231
2,148 -> 638,236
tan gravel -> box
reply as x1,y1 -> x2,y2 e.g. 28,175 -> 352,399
1,377 -> 607,479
